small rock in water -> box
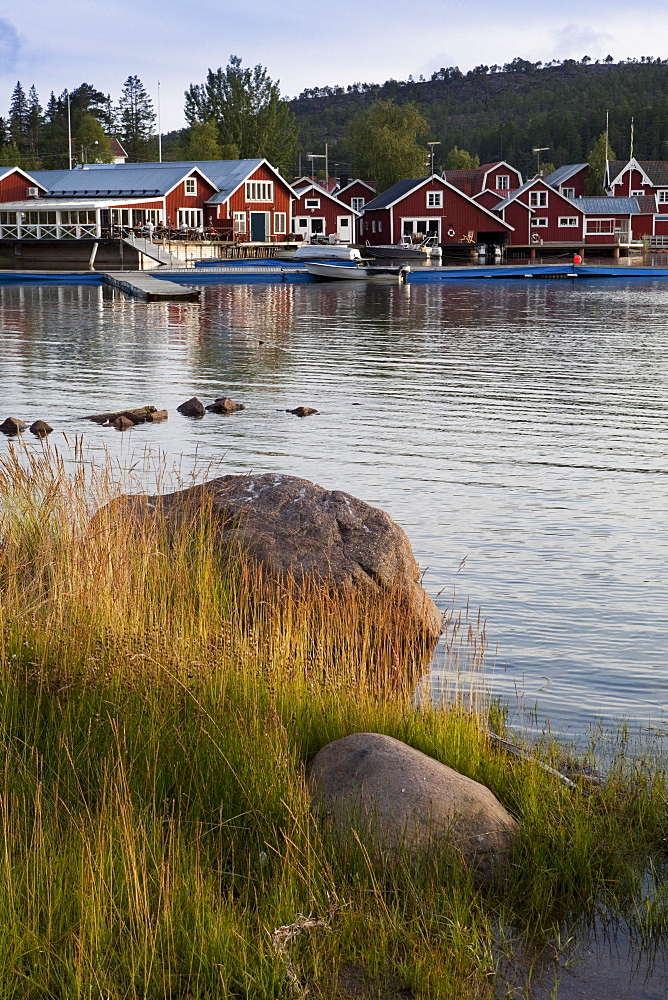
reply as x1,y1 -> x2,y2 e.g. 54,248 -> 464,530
145,409 -> 168,422
177,397 -> 206,418
206,397 -> 245,414
0,417 -> 27,435
87,405 -> 157,424
112,415 -> 135,431
29,420 -> 53,436
287,406 -> 318,417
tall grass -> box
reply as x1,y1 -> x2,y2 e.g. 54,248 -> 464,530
0,441 -> 666,998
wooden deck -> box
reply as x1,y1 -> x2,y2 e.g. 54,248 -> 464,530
102,271 -> 200,301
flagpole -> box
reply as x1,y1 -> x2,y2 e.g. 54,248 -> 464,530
157,81 -> 162,162
630,116 -> 634,160
67,93 -> 72,169
604,109 -> 610,188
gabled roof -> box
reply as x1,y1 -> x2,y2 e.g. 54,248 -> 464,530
336,178 -> 375,196
195,159 -> 297,203
544,164 -> 588,187
574,196 -> 639,214
364,177 -> 426,210
0,165 -> 49,192
292,181 -> 361,215
496,177 -> 578,213
635,195 -> 658,213
606,158 -> 668,188
444,160 -> 522,196
364,174 -> 513,230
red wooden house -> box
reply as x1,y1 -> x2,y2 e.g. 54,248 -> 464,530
335,178 -> 376,215
607,158 -> 668,205
544,164 -> 589,199
495,178 -> 585,244
443,161 -> 522,199
291,181 -> 360,242
360,174 -> 513,246
0,166 -> 48,202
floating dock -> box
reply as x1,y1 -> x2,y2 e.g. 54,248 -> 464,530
102,271 -> 200,301
3,263 -> 668,296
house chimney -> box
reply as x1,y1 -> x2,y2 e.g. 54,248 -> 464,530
340,173 -> 349,189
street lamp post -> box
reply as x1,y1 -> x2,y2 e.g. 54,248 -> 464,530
307,152 -> 326,183
427,141 -> 441,175
532,147 -> 549,177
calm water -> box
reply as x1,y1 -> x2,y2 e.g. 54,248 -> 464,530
1,278 -> 668,742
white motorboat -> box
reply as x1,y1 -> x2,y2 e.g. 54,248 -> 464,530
293,244 -> 362,261
363,235 -> 442,261
304,261 -> 410,282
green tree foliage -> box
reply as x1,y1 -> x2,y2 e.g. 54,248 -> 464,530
75,113 -> 113,163
8,82 -> 28,149
443,145 -> 480,170
586,132 -> 616,194
184,55 -> 297,173
0,142 -> 23,167
117,75 -> 156,162
346,100 -> 429,190
289,58 -> 668,181
181,120 -> 223,160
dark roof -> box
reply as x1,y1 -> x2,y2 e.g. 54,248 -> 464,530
29,164 -> 196,198
363,178 -> 427,210
544,164 -> 588,186
609,160 -> 668,187
635,195 -> 658,213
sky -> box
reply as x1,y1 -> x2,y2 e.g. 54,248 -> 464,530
1,0 -> 667,133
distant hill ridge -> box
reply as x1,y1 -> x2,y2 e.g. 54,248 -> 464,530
288,59 -> 668,178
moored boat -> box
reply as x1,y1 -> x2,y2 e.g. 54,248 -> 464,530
293,244 -> 362,261
304,261 -> 409,282
362,236 -> 442,261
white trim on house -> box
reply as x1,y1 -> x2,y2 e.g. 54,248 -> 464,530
0,166 -> 49,193
608,157 -> 654,190
379,174 -> 515,231
336,178 -> 375,197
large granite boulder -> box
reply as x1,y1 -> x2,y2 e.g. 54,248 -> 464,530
307,733 -> 518,875
108,473 -> 442,645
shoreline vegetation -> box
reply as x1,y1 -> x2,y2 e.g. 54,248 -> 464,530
0,442 -> 667,998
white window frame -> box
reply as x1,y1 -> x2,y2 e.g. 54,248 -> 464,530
631,189 -> 645,198
351,197 -> 365,211
529,191 -> 548,207
378,220 -> 383,233
371,220 -> 377,233
496,175 -> 510,190
273,212 -> 286,234
426,190 -> 443,208
585,219 -> 615,234
561,187 -> 575,199
233,211 -> 247,235
177,208 -> 203,228
657,190 -> 668,203
305,198 -> 320,209
245,180 -> 274,202
558,217 -> 579,227
530,217 -> 548,227
184,177 -> 197,196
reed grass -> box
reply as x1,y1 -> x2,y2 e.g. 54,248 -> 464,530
0,441 -> 666,998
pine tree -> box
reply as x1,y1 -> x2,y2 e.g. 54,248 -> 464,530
0,118 -> 8,146
117,76 -> 156,161
25,85 -> 43,161
8,81 -> 29,151
184,56 -> 297,172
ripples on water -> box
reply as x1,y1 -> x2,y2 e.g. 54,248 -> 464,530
1,278 -> 667,740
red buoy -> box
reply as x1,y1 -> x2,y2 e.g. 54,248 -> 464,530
573,253 -> 582,265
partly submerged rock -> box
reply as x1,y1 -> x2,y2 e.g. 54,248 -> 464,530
206,397 -> 245,414
112,415 -> 135,431
86,406 -> 157,424
29,420 -> 53,436
307,733 -> 518,876
104,472 -> 442,647
0,417 -> 27,435
287,406 -> 318,417
177,397 -> 206,418
145,409 -> 168,422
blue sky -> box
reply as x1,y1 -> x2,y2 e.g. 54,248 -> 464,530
1,0 -> 667,132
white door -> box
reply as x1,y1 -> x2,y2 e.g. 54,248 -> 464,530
295,216 -> 326,241
337,215 -> 352,242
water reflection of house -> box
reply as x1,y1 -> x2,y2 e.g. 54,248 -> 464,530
0,159 -> 295,242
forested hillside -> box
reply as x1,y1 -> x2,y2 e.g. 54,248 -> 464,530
289,59 -> 668,177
